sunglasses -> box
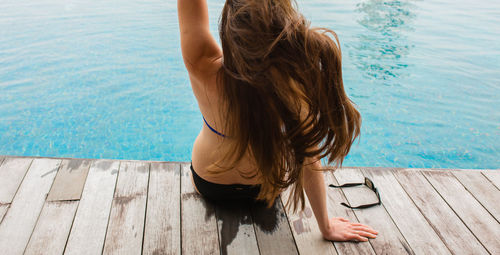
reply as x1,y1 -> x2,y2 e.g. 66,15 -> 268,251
329,177 -> 381,209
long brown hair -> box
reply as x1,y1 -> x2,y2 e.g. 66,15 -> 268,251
211,0 -> 361,211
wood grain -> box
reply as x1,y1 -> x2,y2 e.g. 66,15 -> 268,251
0,158 -> 61,255
423,170 -> 500,254
481,170 -> 500,190
103,161 -> 149,255
324,171 -> 376,255
64,160 -> 120,255
0,204 -> 8,224
47,158 -> 91,201
334,167 -> 413,255
251,198 -> 298,255
180,163 -> 219,254
143,162 -> 180,255
394,169 -> 488,254
0,157 -> 33,203
453,170 -> 500,222
24,201 -> 79,255
361,168 -> 450,254
281,186 -> 338,255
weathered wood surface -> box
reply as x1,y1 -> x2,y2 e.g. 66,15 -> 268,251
281,186 -> 338,255
0,158 -> 61,255
24,201 -> 79,255
0,156 -> 498,255
361,168 -> 451,254
0,204 -> 8,223
180,163 -> 219,254
0,155 -> 8,219
103,161 -> 149,255
394,169 -> 488,254
333,168 -> 413,254
251,198 -> 298,255
452,170 -> 500,222
481,170 -> 500,190
143,162 -> 181,255
423,170 -> 500,254
0,157 -> 33,203
64,160 -> 120,255
47,158 -> 91,201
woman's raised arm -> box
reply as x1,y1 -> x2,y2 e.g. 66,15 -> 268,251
177,0 -> 222,79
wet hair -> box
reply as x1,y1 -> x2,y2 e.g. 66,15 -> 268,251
210,0 -> 361,211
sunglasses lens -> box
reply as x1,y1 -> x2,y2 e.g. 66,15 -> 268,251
365,178 -> 373,189
336,178 -> 381,209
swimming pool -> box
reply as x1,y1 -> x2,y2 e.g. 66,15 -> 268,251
1,0 -> 499,169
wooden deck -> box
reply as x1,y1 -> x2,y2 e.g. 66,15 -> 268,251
0,155 -> 498,255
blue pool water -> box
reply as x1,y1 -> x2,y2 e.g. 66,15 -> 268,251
1,0 -> 499,169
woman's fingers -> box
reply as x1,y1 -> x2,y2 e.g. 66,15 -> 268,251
337,217 -> 349,222
353,226 -> 378,235
353,230 -> 377,239
347,233 -> 368,242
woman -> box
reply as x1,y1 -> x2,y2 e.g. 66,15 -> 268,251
178,0 -> 378,242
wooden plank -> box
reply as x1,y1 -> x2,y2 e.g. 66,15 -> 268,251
180,163 -> 219,254
0,157 -> 33,203
143,162 -> 180,255
281,186 -> 338,255
394,169 -> 488,254
215,200 -> 259,255
47,159 -> 91,201
251,198 -> 298,255
0,158 -> 61,255
481,170 -> 500,190
0,154 -> 7,223
24,201 -> 79,255
333,168 -> 413,254
360,168 -> 450,254
64,160 -> 120,255
423,170 -> 500,254
0,204 -> 9,224
323,171 -> 376,255
453,170 -> 500,222
103,161 -> 149,255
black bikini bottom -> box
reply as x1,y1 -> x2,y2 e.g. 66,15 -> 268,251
190,163 -> 261,202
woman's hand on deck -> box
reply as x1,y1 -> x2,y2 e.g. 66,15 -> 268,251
322,217 -> 378,242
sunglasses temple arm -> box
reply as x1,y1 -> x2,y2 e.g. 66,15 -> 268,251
340,201 -> 381,209
340,202 -> 354,209
329,183 -> 364,188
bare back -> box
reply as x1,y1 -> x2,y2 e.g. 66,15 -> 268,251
190,57 -> 261,185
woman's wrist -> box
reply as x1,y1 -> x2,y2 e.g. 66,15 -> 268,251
319,218 -> 331,235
